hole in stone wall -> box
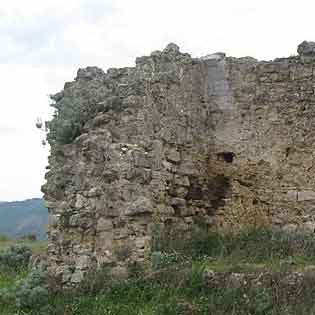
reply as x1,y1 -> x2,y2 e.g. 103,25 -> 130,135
217,152 -> 234,163
208,175 -> 232,210
186,175 -> 232,213
186,178 -> 203,201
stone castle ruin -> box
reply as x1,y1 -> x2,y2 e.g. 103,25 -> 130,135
43,41 -> 315,284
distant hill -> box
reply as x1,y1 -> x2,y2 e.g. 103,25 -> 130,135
0,198 -> 48,240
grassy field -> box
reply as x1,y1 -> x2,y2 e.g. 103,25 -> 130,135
0,238 -> 47,254
2,229 -> 315,314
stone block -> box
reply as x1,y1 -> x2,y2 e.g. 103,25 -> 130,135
174,175 -> 190,187
170,198 -> 186,208
113,229 -> 129,240
87,187 -> 102,197
184,216 -> 193,224
301,222 -> 315,233
97,218 -> 113,232
49,214 -> 60,228
96,231 -> 113,250
174,186 -> 188,198
125,197 -> 153,216
135,237 -> 148,249
76,255 -> 91,270
178,160 -> 196,175
109,266 -> 128,279
282,224 -> 297,233
165,148 -> 181,163
286,190 -> 297,201
44,200 -> 58,209
132,150 -> 151,168
156,204 -> 175,215
69,214 -> 81,227
298,190 -> 315,201
71,270 -> 85,283
180,207 -> 195,217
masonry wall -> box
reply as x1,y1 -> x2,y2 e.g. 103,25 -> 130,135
43,42 -> 315,284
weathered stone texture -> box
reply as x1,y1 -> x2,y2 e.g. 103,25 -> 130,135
43,41 -> 315,284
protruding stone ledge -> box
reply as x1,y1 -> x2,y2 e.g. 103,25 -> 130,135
297,41 -> 315,56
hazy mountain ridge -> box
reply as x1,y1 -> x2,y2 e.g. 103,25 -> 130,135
0,198 -> 48,240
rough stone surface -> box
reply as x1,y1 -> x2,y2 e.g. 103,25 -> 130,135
297,41 -> 315,56
43,41 -> 315,284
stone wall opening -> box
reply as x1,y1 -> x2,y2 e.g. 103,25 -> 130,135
185,175 -> 232,213
208,175 -> 232,210
217,152 -> 234,163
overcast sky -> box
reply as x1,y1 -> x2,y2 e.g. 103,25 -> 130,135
1,0 -> 314,201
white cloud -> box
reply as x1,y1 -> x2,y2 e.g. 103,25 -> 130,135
0,0 -> 315,200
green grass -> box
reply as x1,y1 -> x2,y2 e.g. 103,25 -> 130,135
0,269 -> 27,289
3,228 -> 315,314
0,273 -> 16,289
193,254 -> 315,274
3,265 -> 315,315
153,226 -> 315,264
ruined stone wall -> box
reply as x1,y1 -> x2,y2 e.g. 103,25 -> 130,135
43,41 -> 315,284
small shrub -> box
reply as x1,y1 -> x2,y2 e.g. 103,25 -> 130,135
14,269 -> 49,309
0,245 -> 32,271
76,267 -> 112,295
127,261 -> 145,279
182,266 -> 208,298
0,269 -> 49,310
0,287 -> 15,306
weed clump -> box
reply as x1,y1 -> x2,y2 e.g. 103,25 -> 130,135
14,269 -> 49,309
0,245 -> 32,271
0,269 -> 48,310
